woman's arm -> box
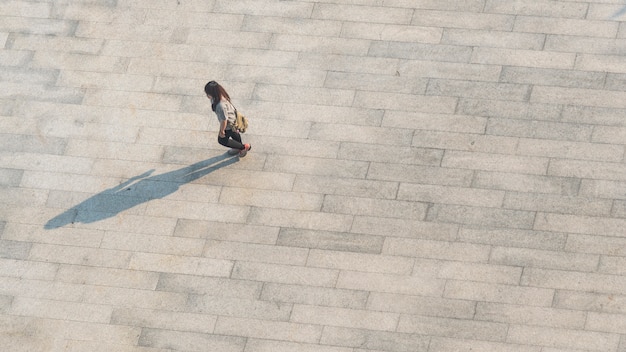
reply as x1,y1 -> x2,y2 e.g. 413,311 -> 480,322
219,119 -> 227,137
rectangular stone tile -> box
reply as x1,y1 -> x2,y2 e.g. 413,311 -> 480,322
336,271 -> 445,297
64,140 -> 163,163
383,111 -> 487,133
476,302 -> 586,329
517,138 -> 623,162
58,70 -> 154,91
351,216 -> 459,241
272,33 -> 370,56
501,66 -> 606,88
522,267 -> 626,295
593,125 -> 626,145
506,325 -> 619,352
100,231 -> 204,256
215,0 -> 313,17
0,258 -> 58,281
281,102 -> 384,126
293,175 -> 398,200
264,155 -> 368,179
354,90 -> 458,114
312,3 -> 413,24
219,187 -> 323,212
459,98 -> 562,121
554,290 -> 626,315
244,136 -> 339,159
322,194 -> 428,219
473,171 -> 580,195
309,123 -> 413,146
549,159 -> 626,181
485,0 -> 588,18
384,237 -> 491,263
599,256 -> 626,276
260,283 -> 368,309
174,219 -> 279,245
367,292 -> 475,318
0,187 -> 47,207
398,183 -> 505,207
203,240 -> 309,266
297,52 -> 399,75
138,328 -> 245,352
0,168 -> 23,186
427,79 -> 531,101
587,312 -> 626,334
613,200 -> 626,218
277,228 -> 384,254
83,90 -> 182,111
247,208 -> 353,232
607,73 -> 626,91
253,83 -> 354,106
491,246 -> 599,272
7,211 -> 102,242
514,16 -> 618,37
145,199 -> 249,223
307,249 -> 414,275
9,297 -> 112,323
367,162 -> 474,187
342,22 -> 442,43
156,273 -> 261,299
545,35 -> 626,55
232,261 -> 338,287
487,118 -> 593,141
291,304 -> 399,332
442,28 -> 544,49
444,280 -> 555,306
16,317 -> 142,346
535,213 -> 626,237
56,264 -> 159,290
412,9 -> 514,30
191,168 -> 295,191
459,227 -> 567,251
370,41 -> 473,63
83,285 -> 188,312
214,316 -> 322,344
29,243 -> 131,268
0,133 -> 65,156
566,234 -> 626,256
320,326 -> 430,352
533,86 -> 626,109
427,204 -> 536,229
442,150 -> 548,174
242,15 -> 341,36
0,239 -> 31,260
111,308 -> 217,334
398,314 -> 508,341
1,17 -> 76,36
245,339 -> 352,352
504,192 -> 612,217
577,53 -> 626,74
187,294 -> 292,321
472,47 -> 575,69
436,261 -> 522,285
429,337 -> 540,352
128,252 -> 233,277
398,59 -> 502,82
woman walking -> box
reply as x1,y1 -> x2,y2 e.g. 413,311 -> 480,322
204,81 -> 251,157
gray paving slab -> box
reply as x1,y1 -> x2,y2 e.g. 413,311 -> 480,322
1,0 -> 626,351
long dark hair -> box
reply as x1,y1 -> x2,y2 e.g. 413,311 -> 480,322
204,81 -> 231,112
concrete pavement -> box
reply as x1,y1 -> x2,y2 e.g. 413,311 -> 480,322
1,0 -> 626,351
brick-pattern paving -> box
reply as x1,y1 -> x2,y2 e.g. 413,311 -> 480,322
1,0 -> 626,351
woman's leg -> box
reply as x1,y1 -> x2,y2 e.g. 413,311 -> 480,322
218,129 -> 245,150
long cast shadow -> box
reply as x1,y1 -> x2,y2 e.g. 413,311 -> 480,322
44,155 -> 239,229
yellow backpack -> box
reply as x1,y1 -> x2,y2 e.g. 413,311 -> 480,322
233,109 -> 249,133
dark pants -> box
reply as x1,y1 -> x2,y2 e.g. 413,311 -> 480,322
218,129 -> 244,150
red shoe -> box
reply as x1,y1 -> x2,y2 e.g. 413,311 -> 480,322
238,144 -> 251,157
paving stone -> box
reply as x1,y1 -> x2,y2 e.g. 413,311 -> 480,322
2,1 -> 625,351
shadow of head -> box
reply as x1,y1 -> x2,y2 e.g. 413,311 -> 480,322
44,155 -> 238,229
